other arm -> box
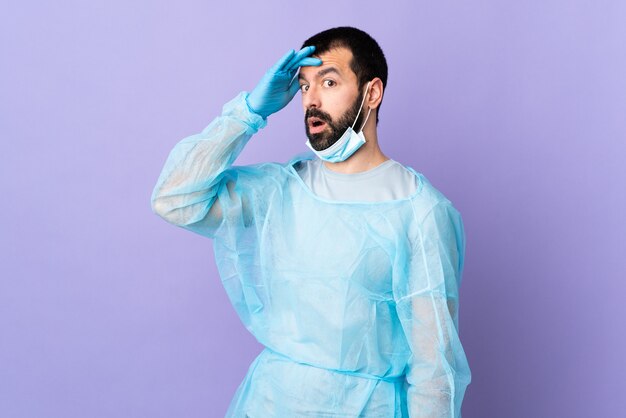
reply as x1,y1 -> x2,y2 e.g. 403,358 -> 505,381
396,202 -> 472,417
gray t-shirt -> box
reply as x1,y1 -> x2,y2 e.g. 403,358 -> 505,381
295,158 -> 419,202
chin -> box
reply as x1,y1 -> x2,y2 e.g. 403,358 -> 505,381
309,137 -> 337,152
306,125 -> 340,150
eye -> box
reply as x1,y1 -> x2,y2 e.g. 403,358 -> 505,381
323,79 -> 336,88
300,84 -> 309,93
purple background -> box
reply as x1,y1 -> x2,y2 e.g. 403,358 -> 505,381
2,1 -> 625,417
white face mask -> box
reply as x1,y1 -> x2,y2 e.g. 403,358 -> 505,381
305,82 -> 372,163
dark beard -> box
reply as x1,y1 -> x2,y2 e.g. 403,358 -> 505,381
305,90 -> 366,151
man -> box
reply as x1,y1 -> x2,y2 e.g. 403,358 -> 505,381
152,27 -> 471,417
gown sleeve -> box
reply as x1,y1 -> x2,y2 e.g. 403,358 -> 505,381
394,201 -> 472,418
150,92 -> 267,239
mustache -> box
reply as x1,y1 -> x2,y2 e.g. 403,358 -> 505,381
305,108 -> 332,124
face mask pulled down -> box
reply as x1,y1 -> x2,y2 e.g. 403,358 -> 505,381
305,82 -> 372,163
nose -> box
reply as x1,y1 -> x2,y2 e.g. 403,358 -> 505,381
302,84 -> 321,111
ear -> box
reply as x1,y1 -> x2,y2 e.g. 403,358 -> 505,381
366,77 -> 384,110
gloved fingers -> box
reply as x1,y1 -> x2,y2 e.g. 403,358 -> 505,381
270,49 -> 296,72
285,57 -> 322,85
284,46 -> 317,71
295,57 -> 323,68
287,76 -> 302,98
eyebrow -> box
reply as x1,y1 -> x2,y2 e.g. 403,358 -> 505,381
298,67 -> 342,81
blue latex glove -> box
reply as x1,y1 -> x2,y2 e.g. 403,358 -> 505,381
246,46 -> 322,119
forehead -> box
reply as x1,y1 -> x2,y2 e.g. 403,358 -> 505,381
298,46 -> 357,81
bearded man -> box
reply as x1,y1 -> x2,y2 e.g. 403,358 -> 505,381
152,26 -> 471,417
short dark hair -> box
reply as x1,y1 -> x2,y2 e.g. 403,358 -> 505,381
301,26 -> 388,124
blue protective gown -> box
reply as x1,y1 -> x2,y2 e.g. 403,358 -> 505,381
151,92 -> 471,417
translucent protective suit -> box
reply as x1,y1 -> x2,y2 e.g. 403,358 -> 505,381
151,93 -> 471,417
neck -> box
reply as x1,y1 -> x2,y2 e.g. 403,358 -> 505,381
323,121 -> 388,174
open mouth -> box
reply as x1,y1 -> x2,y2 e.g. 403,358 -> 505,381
308,117 -> 327,134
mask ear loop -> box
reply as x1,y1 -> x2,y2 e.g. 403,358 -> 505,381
358,107 -> 372,133
350,81 -> 371,130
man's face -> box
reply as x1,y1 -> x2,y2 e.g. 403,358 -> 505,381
298,47 -> 365,151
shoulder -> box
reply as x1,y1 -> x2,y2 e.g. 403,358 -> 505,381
386,159 -> 421,187
287,151 -> 317,173
217,153 -> 314,189
404,167 -> 460,225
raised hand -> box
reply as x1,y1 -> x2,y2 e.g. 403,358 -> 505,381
246,46 -> 322,119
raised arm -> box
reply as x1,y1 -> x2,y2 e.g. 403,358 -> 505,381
151,47 -> 321,238
395,202 -> 472,417
150,92 -> 266,236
